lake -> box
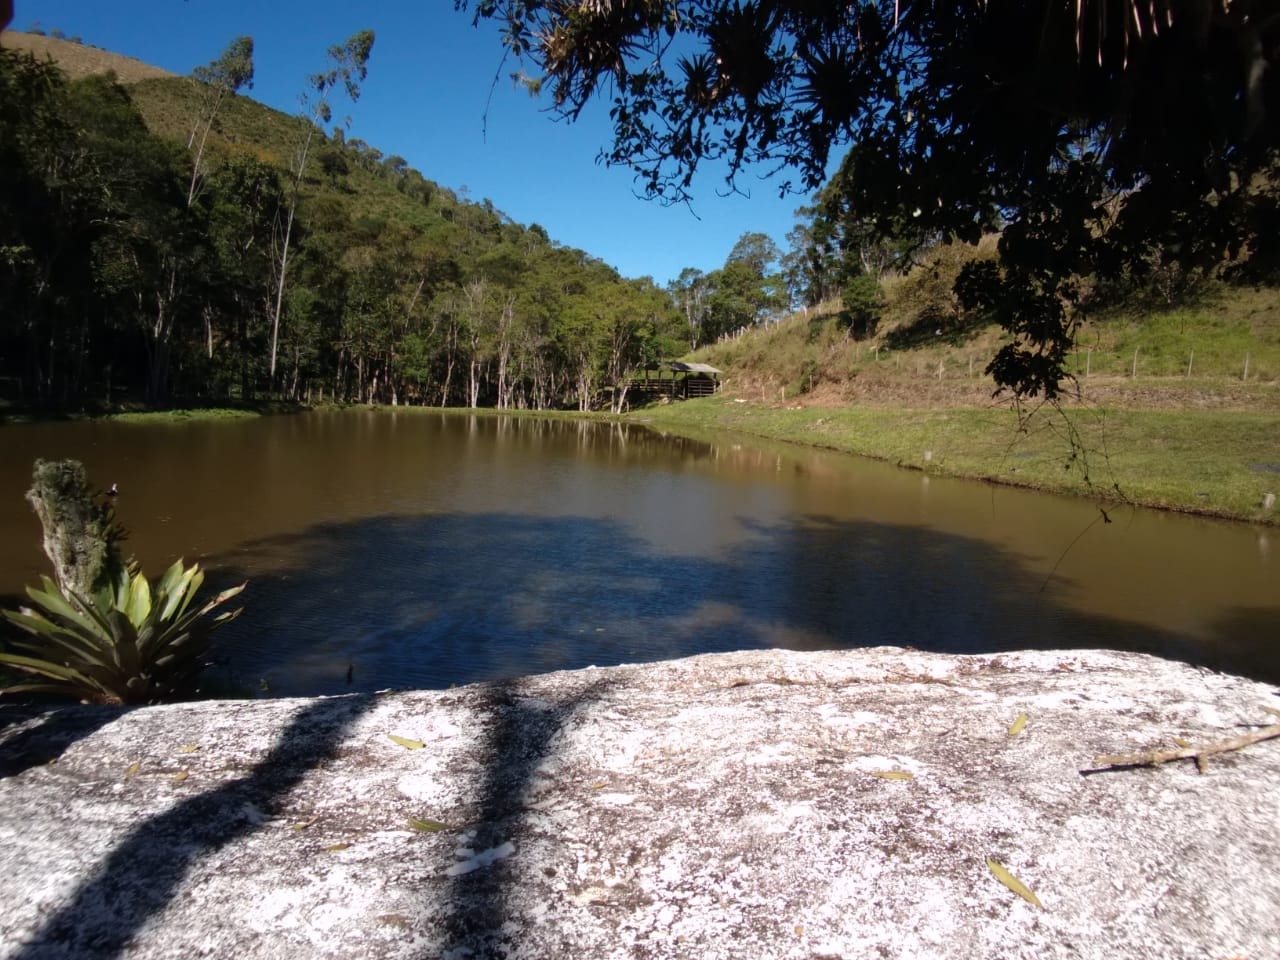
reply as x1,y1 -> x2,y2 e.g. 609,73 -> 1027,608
1,409 -> 1276,695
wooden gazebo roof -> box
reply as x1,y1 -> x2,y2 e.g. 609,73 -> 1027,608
658,361 -> 722,375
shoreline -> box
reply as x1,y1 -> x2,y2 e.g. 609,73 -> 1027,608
4,394 -> 1277,525
627,393 -> 1280,527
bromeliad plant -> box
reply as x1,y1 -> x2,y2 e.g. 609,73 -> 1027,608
1,560 -> 245,704
0,459 -> 245,705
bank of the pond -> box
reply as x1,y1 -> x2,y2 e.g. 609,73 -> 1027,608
0,400 -> 313,426
10,398 -> 1276,525
108,407 -> 263,424
632,396 -> 1280,525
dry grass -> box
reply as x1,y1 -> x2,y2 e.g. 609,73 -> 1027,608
1,31 -> 175,83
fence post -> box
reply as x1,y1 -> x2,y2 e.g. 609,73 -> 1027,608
1244,351 -> 1251,381
1186,350 -> 1194,378
1131,348 -> 1139,379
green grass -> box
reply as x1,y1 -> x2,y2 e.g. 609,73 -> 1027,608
632,396 -> 1280,525
107,407 -> 263,423
1070,287 -> 1280,381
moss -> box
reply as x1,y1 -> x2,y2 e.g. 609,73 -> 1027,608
24,460 -> 122,596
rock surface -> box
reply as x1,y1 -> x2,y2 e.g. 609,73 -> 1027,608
1,647 -> 1278,960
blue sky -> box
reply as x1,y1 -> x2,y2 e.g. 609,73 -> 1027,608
18,0 -> 826,286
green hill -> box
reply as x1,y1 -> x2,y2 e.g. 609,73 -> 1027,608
0,33 -> 685,411
0,30 -> 175,82
689,248 -> 1280,412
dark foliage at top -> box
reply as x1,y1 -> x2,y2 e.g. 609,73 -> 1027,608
461,0 -> 1280,396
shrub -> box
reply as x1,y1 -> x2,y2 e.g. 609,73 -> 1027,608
881,237 -> 998,345
0,460 -> 245,704
838,274 -> 885,340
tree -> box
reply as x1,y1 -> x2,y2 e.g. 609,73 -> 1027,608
668,267 -> 710,350
726,232 -> 780,278
204,157 -> 284,399
459,0 -> 1280,397
186,36 -> 254,206
268,29 -> 374,385
691,231 -> 785,341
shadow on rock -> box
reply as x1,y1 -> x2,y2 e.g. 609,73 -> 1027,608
440,677 -> 612,956
0,704 -> 134,779
10,693 -> 380,959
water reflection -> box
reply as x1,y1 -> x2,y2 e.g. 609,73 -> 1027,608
0,410 -> 1275,694
206,508 -> 1276,696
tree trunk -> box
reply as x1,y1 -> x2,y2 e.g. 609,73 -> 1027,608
269,125 -> 316,386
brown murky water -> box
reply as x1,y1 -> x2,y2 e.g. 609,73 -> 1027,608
1,410 -> 1275,694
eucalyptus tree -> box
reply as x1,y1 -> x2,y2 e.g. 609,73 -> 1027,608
668,267 -> 710,350
459,277 -> 493,408
111,37 -> 258,403
692,232 -> 786,341
0,50 -> 77,401
604,277 -> 672,413
42,70 -> 192,403
726,232 -> 780,279
269,29 -> 374,385
779,219 -> 839,310
186,36 -> 254,206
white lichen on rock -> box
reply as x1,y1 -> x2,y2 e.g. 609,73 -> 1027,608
0,647 -> 1277,959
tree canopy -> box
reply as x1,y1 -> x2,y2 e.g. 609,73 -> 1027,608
0,46 -> 685,412
460,0 -> 1280,397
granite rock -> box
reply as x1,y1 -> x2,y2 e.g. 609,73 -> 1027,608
1,647 -> 1277,960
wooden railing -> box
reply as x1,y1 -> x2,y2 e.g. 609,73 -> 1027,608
622,376 -> 719,400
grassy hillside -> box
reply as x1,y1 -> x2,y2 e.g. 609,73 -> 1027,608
691,283 -> 1280,412
0,31 -> 174,82
5,30 -> 511,253
125,77 -> 469,239
652,269 -> 1280,523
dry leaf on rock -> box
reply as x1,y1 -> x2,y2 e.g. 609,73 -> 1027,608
986,858 -> 1043,908
408,817 -> 448,833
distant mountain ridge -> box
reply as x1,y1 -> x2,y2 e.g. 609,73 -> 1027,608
0,30 -> 175,83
